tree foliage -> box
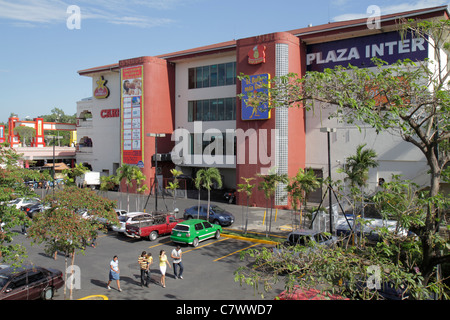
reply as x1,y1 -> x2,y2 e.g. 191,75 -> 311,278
0,143 -> 49,264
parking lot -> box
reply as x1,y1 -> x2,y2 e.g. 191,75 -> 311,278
11,224 -> 282,301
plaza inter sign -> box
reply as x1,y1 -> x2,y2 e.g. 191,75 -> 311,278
306,31 -> 428,72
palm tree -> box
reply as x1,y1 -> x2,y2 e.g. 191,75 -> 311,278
285,168 -> 321,229
195,168 -> 222,221
339,143 -> 378,242
257,167 -> 288,237
116,164 -> 145,212
165,168 -> 183,212
342,143 -> 378,190
237,177 -> 255,234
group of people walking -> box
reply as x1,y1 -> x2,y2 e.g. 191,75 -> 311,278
106,246 -> 184,292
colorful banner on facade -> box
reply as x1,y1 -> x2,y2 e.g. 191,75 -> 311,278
241,73 -> 271,120
306,31 -> 428,72
121,65 -> 144,165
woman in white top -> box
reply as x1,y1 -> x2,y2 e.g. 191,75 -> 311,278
107,255 -> 122,292
159,250 -> 171,288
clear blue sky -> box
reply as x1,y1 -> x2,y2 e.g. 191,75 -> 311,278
0,0 -> 448,123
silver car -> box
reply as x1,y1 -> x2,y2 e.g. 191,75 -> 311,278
112,212 -> 152,234
272,229 -> 338,256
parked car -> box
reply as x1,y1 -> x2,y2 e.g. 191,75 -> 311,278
126,213 -> 183,241
170,219 -> 222,247
7,197 -> 41,210
223,189 -> 236,204
283,229 -> 337,247
0,265 -> 64,300
98,209 -> 127,229
112,212 -> 152,234
272,229 -> 338,256
21,202 -> 51,219
183,204 -> 234,226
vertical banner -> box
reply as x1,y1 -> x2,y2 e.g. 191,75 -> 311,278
121,65 -> 144,165
0,125 -> 4,143
241,73 -> 271,120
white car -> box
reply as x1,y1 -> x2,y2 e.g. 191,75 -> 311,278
112,212 -> 152,234
7,197 -> 41,210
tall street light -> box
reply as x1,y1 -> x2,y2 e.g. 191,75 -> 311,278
147,133 -> 166,211
320,127 -> 336,234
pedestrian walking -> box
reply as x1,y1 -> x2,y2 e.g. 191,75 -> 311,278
171,245 -> 184,279
159,250 -> 171,288
138,251 -> 151,287
107,255 -> 122,292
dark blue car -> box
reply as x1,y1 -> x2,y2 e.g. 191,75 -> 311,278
183,204 -> 234,226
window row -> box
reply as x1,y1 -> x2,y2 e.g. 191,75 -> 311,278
189,133 -> 237,156
188,98 -> 236,122
188,62 -> 236,89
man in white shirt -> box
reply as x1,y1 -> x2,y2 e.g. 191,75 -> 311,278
171,245 -> 184,279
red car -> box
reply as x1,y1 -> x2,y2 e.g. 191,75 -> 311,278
0,265 -> 64,300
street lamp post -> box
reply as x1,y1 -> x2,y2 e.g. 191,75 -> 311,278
320,127 -> 336,234
146,133 -> 166,211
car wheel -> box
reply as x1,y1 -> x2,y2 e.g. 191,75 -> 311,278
215,230 -> 221,239
187,216 -> 193,220
149,231 -> 158,241
192,237 -> 199,247
213,220 -> 220,225
41,287 -> 54,300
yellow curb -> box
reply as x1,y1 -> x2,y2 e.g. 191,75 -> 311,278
78,295 -> 109,300
222,233 -> 278,245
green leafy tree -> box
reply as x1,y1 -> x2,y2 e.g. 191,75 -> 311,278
28,186 -> 117,300
195,168 -> 222,221
257,167 -> 288,237
237,177 -> 255,233
284,168 -> 321,229
63,163 -> 89,186
99,174 -> 119,192
13,126 -> 36,147
0,143 -> 49,264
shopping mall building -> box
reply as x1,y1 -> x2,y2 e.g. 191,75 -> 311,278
76,5 -> 448,208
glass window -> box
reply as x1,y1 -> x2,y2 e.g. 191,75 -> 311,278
194,223 -> 204,231
196,67 -> 203,89
209,99 -> 217,121
226,62 -> 235,85
217,98 -> 224,120
201,100 -> 210,121
188,68 -> 196,89
195,100 -> 202,121
203,222 -> 213,229
210,65 -> 218,87
8,274 -> 26,290
202,66 -> 209,88
28,271 -> 45,284
225,98 -> 235,120
188,101 -> 194,122
218,64 -> 226,86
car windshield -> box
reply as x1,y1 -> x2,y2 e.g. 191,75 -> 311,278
173,225 -> 189,232
210,206 -> 225,213
0,275 -> 9,289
